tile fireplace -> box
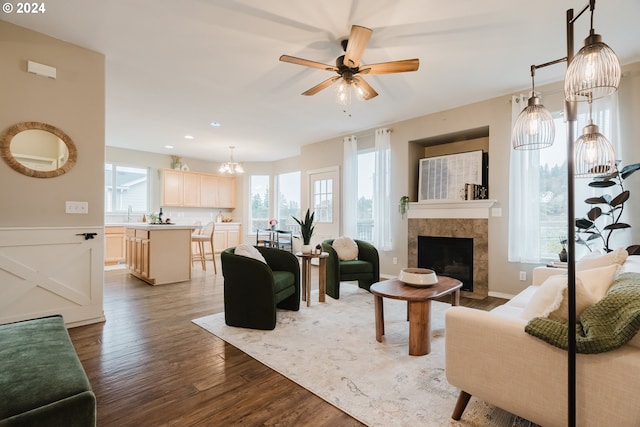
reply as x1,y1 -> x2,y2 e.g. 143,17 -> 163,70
407,200 -> 494,299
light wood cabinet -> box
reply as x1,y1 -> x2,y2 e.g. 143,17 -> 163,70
216,176 -> 236,208
213,223 -> 242,253
105,226 -> 126,265
200,174 -> 219,207
183,172 -> 201,207
125,226 -> 192,285
126,228 -> 151,279
162,169 -> 184,207
160,169 -> 236,208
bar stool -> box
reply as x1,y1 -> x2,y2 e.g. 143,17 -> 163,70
192,221 -> 217,273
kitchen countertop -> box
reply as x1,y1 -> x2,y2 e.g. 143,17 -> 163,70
117,223 -> 199,230
106,222 -> 241,229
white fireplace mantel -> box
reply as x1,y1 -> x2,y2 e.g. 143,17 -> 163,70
407,200 -> 497,219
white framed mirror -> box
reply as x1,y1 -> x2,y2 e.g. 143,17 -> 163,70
0,122 -> 77,178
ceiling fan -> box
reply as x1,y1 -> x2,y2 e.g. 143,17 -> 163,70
279,25 -> 420,102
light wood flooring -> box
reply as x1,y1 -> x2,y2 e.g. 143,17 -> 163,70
68,258 -> 506,427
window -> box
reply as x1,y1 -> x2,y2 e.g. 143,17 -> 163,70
104,164 -> 148,213
538,116 -> 569,259
357,150 -> 375,242
276,171 -> 300,232
313,178 -> 333,223
343,128 -> 392,250
249,175 -> 270,232
509,98 -> 617,262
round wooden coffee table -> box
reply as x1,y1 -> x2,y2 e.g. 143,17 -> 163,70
370,276 -> 462,356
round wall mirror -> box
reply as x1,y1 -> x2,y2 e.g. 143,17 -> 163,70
0,122 -> 77,178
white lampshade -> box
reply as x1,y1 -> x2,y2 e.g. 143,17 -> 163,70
512,95 -> 555,150
574,122 -> 616,177
564,32 -> 621,102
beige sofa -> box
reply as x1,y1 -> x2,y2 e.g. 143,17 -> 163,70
445,254 -> 640,427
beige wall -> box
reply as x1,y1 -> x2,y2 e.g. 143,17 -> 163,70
0,21 -> 105,227
299,61 -> 640,296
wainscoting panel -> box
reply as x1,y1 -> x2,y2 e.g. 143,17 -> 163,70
0,227 -> 105,327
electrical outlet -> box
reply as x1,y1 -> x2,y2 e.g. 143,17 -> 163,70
519,271 -> 527,281
392,257 -> 398,265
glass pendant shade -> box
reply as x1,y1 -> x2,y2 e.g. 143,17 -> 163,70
564,32 -> 621,102
512,95 -> 555,150
336,80 -> 349,106
574,122 -> 616,177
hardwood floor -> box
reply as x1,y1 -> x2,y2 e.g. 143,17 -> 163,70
69,260 -> 506,427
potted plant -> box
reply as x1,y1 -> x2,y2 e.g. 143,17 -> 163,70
399,196 -> 410,218
575,162 -> 640,252
292,209 -> 315,253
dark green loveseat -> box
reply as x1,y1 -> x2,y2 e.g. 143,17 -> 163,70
0,315 -> 96,427
221,246 -> 300,330
321,239 -> 380,299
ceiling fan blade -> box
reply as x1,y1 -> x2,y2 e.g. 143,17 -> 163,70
343,25 -> 373,68
279,55 -> 338,72
353,76 -> 378,100
302,76 -> 341,96
359,59 -> 420,75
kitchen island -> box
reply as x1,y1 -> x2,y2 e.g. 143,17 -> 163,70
124,224 -> 194,285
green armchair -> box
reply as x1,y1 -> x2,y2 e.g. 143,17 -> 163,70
321,239 -> 380,299
221,246 -> 300,330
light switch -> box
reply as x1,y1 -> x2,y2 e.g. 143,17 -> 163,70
491,207 -> 502,217
65,201 -> 89,214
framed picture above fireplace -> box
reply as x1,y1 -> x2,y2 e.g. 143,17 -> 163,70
418,150 -> 488,202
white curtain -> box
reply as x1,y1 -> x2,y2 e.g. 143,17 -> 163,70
343,135 -> 358,238
508,94 -> 542,263
374,128 -> 392,251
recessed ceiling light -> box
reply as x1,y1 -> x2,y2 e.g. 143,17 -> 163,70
184,135 -> 194,140
210,122 -> 221,127
165,145 -> 174,149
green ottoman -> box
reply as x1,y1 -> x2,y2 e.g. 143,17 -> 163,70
0,315 -> 96,427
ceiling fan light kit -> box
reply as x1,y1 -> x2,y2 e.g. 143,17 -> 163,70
280,24 -> 419,106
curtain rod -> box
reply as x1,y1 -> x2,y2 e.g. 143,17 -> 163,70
347,128 -> 393,139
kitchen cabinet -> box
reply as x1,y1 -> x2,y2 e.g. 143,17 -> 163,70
161,169 -> 184,207
183,172 -> 201,207
161,169 -> 236,208
213,223 -> 241,253
105,226 -> 126,265
125,225 -> 193,285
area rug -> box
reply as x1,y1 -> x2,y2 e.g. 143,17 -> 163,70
193,284 -> 536,427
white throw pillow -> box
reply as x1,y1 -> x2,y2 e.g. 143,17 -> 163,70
332,237 -> 359,261
521,275 -> 597,322
576,263 -> 619,300
576,247 -> 628,271
521,275 -> 567,321
547,278 -> 598,322
234,244 -> 267,264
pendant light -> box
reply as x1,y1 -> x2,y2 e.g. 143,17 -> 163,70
512,66 -> 555,150
564,5 -> 621,102
574,98 -> 616,177
219,146 -> 244,174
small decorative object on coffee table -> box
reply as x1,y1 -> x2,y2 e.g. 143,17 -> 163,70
370,276 -> 462,356
398,267 -> 438,287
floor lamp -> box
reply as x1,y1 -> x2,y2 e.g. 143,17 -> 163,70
511,1 -> 621,426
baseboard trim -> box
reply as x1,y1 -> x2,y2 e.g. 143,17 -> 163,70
489,291 -> 516,300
